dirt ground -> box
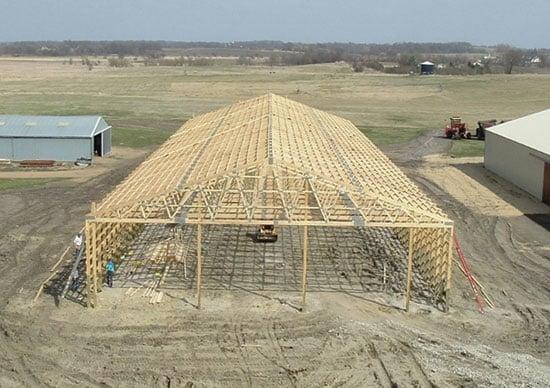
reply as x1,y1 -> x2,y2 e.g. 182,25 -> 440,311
0,147 -> 146,182
0,136 -> 549,387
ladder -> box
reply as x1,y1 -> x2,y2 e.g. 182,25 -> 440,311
61,238 -> 86,299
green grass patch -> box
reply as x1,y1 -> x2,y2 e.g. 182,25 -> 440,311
0,178 -> 59,191
112,127 -> 174,148
357,126 -> 425,146
450,139 -> 485,157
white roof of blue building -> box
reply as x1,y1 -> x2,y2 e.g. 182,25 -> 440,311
0,115 -> 110,138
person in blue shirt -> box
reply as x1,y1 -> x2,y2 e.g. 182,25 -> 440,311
105,259 -> 116,288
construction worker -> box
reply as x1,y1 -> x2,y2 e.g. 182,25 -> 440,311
105,259 -> 116,288
73,233 -> 83,256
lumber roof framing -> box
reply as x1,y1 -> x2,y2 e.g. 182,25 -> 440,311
84,94 -> 455,309
90,94 -> 452,228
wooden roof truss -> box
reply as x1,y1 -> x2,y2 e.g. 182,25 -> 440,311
85,94 -> 454,310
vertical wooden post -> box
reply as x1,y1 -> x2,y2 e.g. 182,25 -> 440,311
301,185 -> 310,310
196,222 -> 203,309
404,228 -> 415,311
91,221 -> 99,307
445,226 -> 454,312
85,221 -> 92,308
301,224 -> 309,308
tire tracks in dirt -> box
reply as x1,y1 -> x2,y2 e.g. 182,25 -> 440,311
233,322 -> 254,387
368,338 -> 435,388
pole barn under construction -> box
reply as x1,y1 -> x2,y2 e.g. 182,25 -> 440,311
84,94 -> 454,309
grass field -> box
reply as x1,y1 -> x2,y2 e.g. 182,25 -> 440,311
0,178 -> 59,191
450,139 -> 486,157
1,59 -> 550,154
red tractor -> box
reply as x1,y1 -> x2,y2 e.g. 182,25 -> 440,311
444,117 -> 471,139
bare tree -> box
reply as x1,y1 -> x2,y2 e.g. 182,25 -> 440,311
236,55 -> 253,65
350,58 -> 365,73
540,54 -> 549,68
267,54 -> 280,67
108,55 -> 131,68
501,48 -> 524,74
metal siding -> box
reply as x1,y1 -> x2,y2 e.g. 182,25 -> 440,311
0,138 -> 14,159
13,138 -> 36,160
102,127 -> 112,155
485,132 -> 545,200
10,138 -> 91,161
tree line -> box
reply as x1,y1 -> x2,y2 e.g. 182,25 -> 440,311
2,40 -> 547,74
0,40 -> 488,57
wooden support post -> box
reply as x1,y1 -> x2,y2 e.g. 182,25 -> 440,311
95,222 -> 103,294
445,226 -> 454,312
196,222 -> 203,309
85,221 -> 94,307
91,222 -> 99,307
90,201 -> 97,306
301,224 -> 309,308
404,228 -> 415,311
85,221 -> 91,307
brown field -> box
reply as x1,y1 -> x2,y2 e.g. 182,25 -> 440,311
0,58 -> 549,387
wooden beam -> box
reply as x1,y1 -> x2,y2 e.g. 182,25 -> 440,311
91,221 -> 99,306
445,226 -> 454,312
301,224 -> 309,308
196,222 -> 203,309
88,216 -> 450,229
84,221 -> 93,307
405,228 -> 415,311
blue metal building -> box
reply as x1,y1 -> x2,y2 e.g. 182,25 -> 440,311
0,115 -> 112,162
420,61 -> 435,75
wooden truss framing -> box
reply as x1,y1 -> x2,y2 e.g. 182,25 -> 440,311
85,94 -> 454,309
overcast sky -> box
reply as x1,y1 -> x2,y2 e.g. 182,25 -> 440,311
1,0 -> 548,48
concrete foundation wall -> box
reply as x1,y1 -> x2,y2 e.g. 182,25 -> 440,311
485,132 -> 545,200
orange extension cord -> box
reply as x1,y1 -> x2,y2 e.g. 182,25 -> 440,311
454,233 -> 485,313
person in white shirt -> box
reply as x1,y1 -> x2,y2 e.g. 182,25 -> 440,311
73,233 -> 83,255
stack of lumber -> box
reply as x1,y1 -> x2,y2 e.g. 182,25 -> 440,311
20,160 -> 55,168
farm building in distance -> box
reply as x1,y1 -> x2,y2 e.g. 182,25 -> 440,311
0,115 -> 111,162
485,109 -> 550,205
420,61 -> 435,75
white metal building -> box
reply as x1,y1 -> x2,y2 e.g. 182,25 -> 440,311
0,115 -> 111,162
484,109 -> 550,205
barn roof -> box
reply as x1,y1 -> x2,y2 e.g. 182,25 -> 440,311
486,109 -> 550,156
0,115 -> 110,138
92,94 -> 451,227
